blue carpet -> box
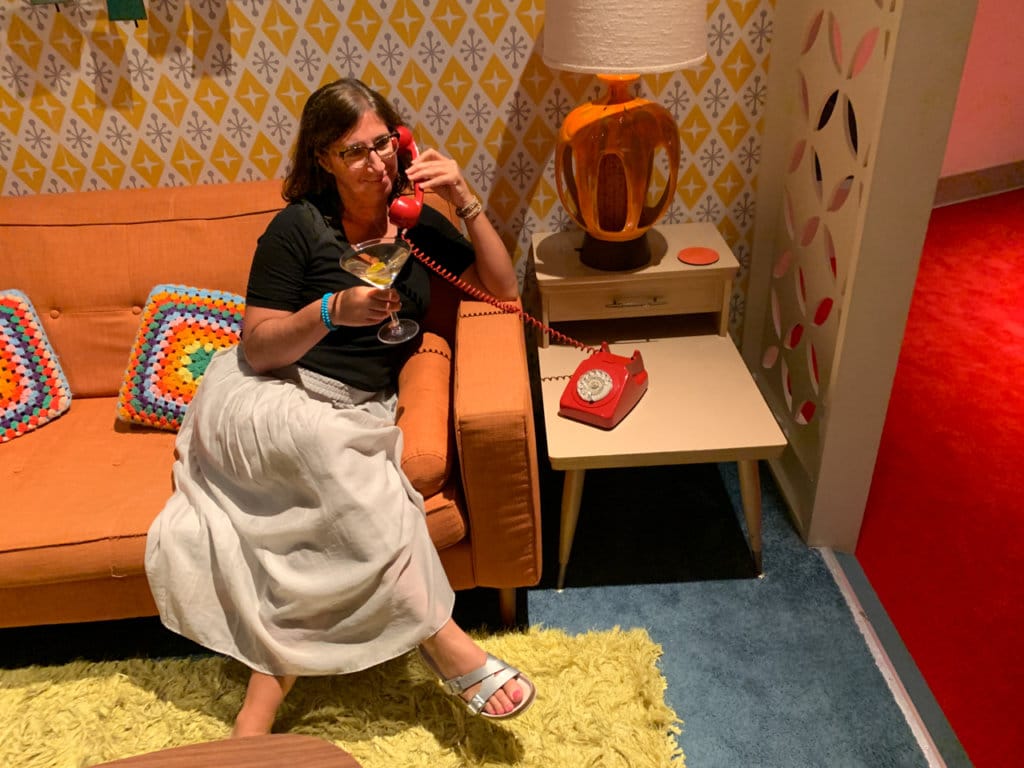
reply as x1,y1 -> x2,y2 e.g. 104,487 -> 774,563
527,461 -> 930,768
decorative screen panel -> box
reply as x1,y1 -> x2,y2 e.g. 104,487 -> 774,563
752,0 -> 899,473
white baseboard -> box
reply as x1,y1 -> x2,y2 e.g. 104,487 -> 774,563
820,548 -> 947,767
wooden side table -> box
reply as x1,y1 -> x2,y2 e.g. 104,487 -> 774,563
92,734 -> 362,767
529,224 -> 787,589
531,223 -> 739,343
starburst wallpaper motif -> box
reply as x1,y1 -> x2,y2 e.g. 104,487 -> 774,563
0,0 -> 774,332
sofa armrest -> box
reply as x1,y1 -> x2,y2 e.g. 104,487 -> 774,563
453,300 -> 542,588
396,333 -> 453,498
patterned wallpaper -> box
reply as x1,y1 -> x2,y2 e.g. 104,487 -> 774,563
1,0 -> 775,332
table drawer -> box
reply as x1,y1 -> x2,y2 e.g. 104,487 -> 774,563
545,275 -> 728,323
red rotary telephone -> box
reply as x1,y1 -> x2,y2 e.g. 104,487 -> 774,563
388,127 -> 648,430
557,343 -> 648,429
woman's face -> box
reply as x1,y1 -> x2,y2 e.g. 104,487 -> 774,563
318,110 -> 397,207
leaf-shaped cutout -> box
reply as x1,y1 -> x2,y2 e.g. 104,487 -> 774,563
796,400 -> 817,425
846,96 -> 859,154
796,267 -> 807,312
799,71 -> 810,121
771,287 -> 781,337
824,225 -> 837,279
817,90 -> 838,131
849,27 -> 880,78
814,297 -> 834,325
808,343 -> 820,393
762,345 -> 779,369
785,323 -> 804,350
781,357 -> 792,408
829,13 -> 843,74
773,249 -> 793,279
828,175 -> 854,211
788,140 -> 806,173
803,10 -> 824,54
800,216 -> 820,246
812,150 -> 823,201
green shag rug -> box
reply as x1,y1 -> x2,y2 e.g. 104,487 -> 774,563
0,626 -> 684,768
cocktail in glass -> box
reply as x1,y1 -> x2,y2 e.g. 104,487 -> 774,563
340,237 -> 419,344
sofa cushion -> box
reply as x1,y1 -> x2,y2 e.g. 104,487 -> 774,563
0,397 -> 175,587
1,289 -> 72,443
117,285 -> 244,431
0,391 -> 466,589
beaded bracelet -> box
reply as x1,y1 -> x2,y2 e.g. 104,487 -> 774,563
455,196 -> 483,221
320,292 -> 339,332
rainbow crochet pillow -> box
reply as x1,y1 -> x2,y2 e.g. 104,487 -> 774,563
117,284 -> 245,431
1,289 -> 73,443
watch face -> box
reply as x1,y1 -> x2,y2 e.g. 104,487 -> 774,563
576,368 -> 614,403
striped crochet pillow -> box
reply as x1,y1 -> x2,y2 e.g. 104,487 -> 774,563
117,284 -> 244,431
1,289 -> 72,443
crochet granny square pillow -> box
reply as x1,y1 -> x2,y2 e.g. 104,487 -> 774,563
1,289 -> 73,443
117,284 -> 244,431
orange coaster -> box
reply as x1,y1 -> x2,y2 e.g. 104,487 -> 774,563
677,246 -> 720,265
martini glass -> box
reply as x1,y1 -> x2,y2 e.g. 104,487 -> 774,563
340,236 -> 419,344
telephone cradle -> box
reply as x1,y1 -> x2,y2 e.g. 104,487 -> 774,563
558,343 -> 649,430
384,125 -> 650,430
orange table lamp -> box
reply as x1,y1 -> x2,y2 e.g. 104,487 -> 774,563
543,0 -> 708,270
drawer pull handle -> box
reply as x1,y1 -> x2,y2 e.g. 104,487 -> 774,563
606,297 -> 667,309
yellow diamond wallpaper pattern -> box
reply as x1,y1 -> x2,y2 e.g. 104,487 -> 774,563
1,0 -> 774,332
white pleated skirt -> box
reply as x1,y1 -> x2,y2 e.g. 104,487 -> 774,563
145,347 -> 454,677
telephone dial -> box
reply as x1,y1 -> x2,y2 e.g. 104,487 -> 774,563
387,127 -> 649,430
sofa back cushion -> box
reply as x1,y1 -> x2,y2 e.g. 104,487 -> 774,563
0,181 -> 285,397
0,183 -> 462,399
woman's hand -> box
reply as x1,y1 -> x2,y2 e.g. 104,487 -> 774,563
404,145 -> 519,301
241,287 -> 400,374
404,148 -> 476,211
331,286 -> 399,327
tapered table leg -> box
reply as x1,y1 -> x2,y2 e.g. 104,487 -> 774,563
557,469 -> 586,590
737,459 -> 764,575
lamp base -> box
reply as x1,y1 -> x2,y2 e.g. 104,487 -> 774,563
579,232 -> 651,271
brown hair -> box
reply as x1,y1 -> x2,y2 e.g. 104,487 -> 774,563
282,78 -> 404,204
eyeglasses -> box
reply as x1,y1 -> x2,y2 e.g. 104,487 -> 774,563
335,132 -> 399,167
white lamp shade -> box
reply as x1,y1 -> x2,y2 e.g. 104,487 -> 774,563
542,0 -> 708,75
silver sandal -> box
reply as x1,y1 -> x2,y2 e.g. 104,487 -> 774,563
419,648 -> 536,720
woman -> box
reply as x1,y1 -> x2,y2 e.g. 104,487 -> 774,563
145,78 -> 534,737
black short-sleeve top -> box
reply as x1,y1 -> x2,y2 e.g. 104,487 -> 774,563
245,194 -> 475,391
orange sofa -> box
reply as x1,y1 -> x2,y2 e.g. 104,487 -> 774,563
0,180 -> 542,630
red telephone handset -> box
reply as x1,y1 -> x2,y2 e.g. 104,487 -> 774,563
394,129 -> 648,429
388,125 -> 424,230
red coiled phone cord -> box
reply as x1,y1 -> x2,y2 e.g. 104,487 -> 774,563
407,239 -> 600,356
